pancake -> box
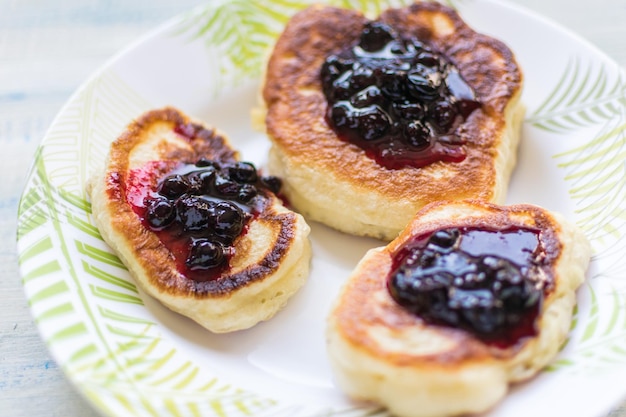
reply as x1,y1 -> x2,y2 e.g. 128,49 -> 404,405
261,2 -> 524,241
87,107 -> 311,333
327,199 -> 591,417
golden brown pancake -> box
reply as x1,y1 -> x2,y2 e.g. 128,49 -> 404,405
327,200 -> 590,417
262,2 -> 524,240
88,107 -> 311,333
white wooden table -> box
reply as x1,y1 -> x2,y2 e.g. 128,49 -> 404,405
2,1 -> 625,416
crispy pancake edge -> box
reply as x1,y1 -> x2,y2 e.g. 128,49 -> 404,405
89,107 -> 308,300
326,199 -> 591,415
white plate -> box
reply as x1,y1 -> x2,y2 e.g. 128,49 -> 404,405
17,1 -> 626,416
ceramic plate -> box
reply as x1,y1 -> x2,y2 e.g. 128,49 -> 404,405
17,0 -> 626,416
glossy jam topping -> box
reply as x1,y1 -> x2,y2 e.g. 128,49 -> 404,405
127,158 -> 281,282
321,21 -> 480,170
387,227 -> 551,347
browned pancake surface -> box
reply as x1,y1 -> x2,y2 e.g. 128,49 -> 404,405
263,2 -> 522,204
333,200 -> 563,366
96,107 -> 301,299
326,199 -> 590,416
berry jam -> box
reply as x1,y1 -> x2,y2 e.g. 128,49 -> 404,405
321,21 -> 480,170
387,227 -> 551,347
127,158 -> 282,282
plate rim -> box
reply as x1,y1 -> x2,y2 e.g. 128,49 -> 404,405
16,0 -> 626,416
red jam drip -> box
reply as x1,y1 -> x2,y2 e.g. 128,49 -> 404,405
321,21 -> 480,170
387,226 -> 550,348
126,160 -> 176,209
126,157 -> 281,282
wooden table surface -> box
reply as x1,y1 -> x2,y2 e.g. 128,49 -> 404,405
2,0 -> 625,416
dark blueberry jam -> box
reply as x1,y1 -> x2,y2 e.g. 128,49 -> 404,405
321,21 -> 480,170
127,158 -> 281,282
387,227 -> 551,347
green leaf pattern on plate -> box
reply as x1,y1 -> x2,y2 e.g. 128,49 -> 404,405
529,56 -> 626,372
16,0 -> 626,415
17,71 -> 280,417
178,0 -> 448,87
528,58 -> 626,133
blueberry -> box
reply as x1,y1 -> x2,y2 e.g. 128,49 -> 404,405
390,271 -> 457,323
386,60 -> 413,73
389,40 -> 407,55
195,158 -> 220,169
175,196 -> 213,233
355,106 -> 391,141
351,86 -> 384,108
415,51 -> 442,68
321,58 -> 342,85
321,55 -> 354,83
429,100 -> 458,133
185,170 -> 212,194
330,103 -> 351,128
213,174 -> 240,197
331,71 -> 354,101
359,22 -> 394,52
406,69 -> 441,101
350,65 -> 376,91
197,168 -> 217,192
213,202 -> 245,241
403,120 -> 431,148
158,174 -> 190,199
429,229 -> 460,249
378,69 -> 407,100
392,102 -> 424,121
186,239 -> 225,269
261,176 -> 282,194
227,162 -> 258,183
145,197 -> 175,229
237,184 -> 258,203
